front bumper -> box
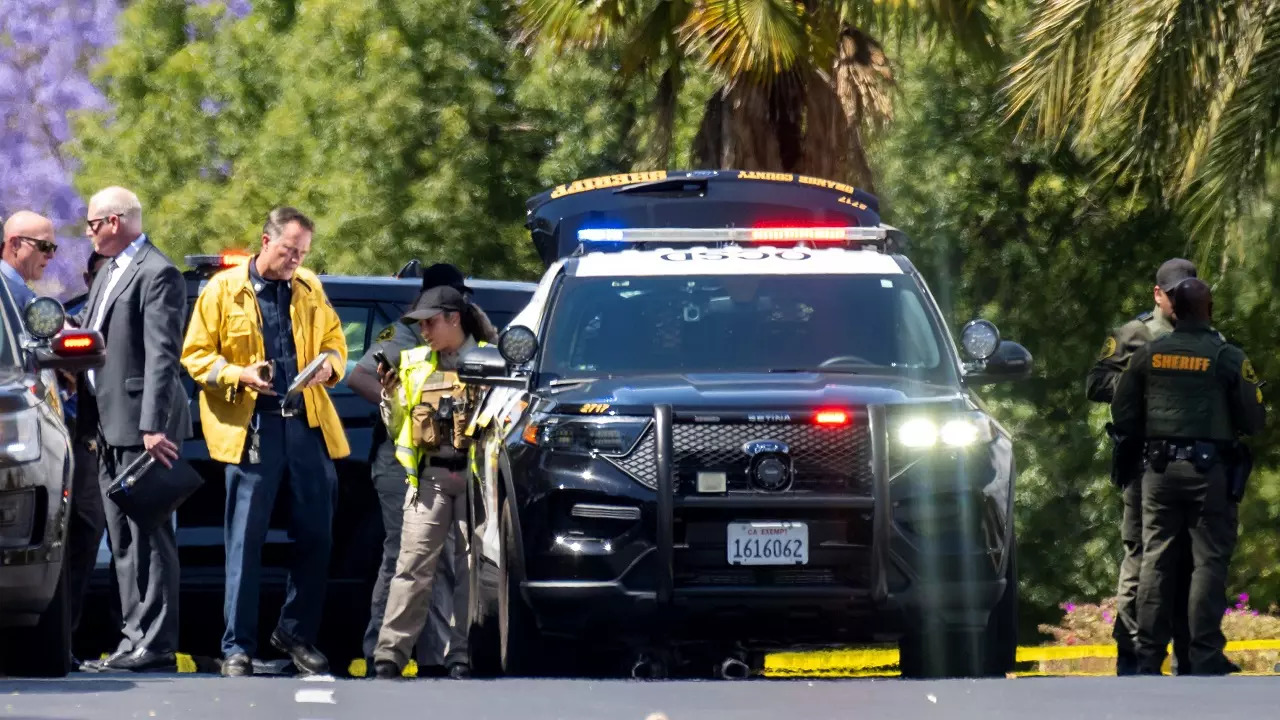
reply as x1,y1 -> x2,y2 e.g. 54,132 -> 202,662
514,404 -> 1013,645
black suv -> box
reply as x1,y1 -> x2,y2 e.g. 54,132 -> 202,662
0,288 -> 106,677
459,170 -> 1033,679
83,257 -> 535,664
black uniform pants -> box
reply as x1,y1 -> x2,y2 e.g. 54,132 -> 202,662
1135,461 -> 1237,674
1113,472 -> 1191,674
65,434 -> 106,642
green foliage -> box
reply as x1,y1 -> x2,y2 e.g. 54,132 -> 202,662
69,0 -> 550,279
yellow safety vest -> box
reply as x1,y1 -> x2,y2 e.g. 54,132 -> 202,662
392,342 -> 488,489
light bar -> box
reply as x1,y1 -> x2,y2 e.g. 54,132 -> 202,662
577,226 -> 887,245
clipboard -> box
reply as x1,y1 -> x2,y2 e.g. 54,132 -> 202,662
284,354 -> 333,399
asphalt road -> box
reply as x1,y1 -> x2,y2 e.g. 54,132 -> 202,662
1,674 -> 1276,720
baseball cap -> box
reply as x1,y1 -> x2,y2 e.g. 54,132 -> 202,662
1156,258 -> 1197,292
422,263 -> 470,294
401,285 -> 466,324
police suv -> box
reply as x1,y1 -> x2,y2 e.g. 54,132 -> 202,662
458,170 -> 1032,679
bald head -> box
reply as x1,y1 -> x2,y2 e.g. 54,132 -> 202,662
86,186 -> 143,256
1170,278 -> 1213,325
2,210 -> 56,282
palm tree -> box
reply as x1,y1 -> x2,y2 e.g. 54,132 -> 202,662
512,0 -> 1000,189
1003,1 -> 1280,263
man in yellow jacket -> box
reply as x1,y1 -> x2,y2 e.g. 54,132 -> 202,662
180,207 -> 348,678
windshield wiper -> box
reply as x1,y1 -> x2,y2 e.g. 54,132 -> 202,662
548,377 -> 598,387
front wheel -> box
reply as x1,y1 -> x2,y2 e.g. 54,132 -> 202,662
2,566 -> 71,678
498,498 -> 542,676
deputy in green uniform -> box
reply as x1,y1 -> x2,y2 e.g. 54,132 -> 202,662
1111,278 -> 1266,675
1086,258 -> 1198,674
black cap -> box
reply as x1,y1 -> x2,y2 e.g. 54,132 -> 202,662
422,263 -> 470,294
401,285 -> 466,324
1170,277 -> 1212,322
1156,258 -> 1197,292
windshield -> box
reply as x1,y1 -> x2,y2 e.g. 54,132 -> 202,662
539,273 -> 954,383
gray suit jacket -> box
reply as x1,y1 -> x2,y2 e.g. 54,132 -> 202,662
79,239 -> 193,448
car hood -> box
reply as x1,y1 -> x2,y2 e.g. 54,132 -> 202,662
539,372 -> 969,411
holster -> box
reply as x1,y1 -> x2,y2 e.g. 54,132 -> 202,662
409,372 -> 460,451
1106,422 -> 1143,489
1226,443 -> 1254,503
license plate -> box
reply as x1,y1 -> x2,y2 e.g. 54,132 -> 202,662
726,521 -> 808,565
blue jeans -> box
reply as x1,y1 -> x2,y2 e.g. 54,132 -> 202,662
222,413 -> 337,658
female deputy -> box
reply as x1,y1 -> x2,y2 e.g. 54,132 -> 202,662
370,285 -> 497,679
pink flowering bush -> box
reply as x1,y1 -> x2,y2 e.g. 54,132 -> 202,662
1035,594 -> 1280,674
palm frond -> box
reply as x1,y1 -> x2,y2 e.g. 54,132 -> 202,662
836,0 -> 1000,63
513,0 -> 645,51
1001,0 -> 1114,142
679,0 -> 809,80
1181,3 -> 1280,257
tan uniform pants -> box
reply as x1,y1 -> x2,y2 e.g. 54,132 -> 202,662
374,474 -> 470,668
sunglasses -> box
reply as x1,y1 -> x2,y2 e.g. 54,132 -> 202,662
86,215 -> 117,234
14,236 -> 58,255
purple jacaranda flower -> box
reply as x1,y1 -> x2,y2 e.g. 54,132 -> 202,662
1065,603 -> 1076,613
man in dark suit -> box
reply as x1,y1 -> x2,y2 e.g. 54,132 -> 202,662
77,186 -> 192,673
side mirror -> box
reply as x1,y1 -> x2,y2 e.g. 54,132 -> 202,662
964,340 -> 1033,385
458,345 -> 528,389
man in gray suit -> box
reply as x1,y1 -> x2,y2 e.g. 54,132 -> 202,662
77,186 -> 192,673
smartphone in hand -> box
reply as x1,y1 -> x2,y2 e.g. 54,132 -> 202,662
373,351 -> 392,371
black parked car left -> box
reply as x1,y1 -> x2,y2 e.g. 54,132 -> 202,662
0,285 -> 106,678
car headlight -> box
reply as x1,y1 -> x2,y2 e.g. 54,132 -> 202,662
0,408 -> 41,464
896,412 -> 994,449
521,415 -> 649,456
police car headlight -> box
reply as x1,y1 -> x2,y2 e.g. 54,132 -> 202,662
0,408 -> 41,464
521,415 -> 649,456
896,413 -> 994,449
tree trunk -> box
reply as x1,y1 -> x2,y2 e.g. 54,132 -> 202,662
690,25 -> 892,193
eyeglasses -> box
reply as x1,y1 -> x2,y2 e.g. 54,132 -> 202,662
14,236 -> 58,255
86,215 -> 116,234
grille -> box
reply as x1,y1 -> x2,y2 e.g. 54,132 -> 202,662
604,419 -> 874,495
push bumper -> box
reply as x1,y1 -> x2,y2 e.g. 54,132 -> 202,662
519,404 -> 1010,644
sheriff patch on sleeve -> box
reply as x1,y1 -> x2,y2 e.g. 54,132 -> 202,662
1099,336 -> 1117,360
1242,358 -> 1259,384
1152,353 -> 1211,371
377,324 -> 396,343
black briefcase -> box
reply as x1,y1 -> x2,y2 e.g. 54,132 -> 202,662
105,452 -> 205,532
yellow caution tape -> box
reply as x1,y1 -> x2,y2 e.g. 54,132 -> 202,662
176,653 -> 197,673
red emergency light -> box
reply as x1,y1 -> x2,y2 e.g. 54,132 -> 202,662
54,331 -> 101,355
814,409 -> 851,426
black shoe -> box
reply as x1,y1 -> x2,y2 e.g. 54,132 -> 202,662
373,660 -> 402,679
97,649 -> 177,673
270,628 -> 329,675
447,662 -> 471,679
221,653 -> 253,677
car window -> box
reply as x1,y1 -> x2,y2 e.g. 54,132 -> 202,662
334,304 -> 371,394
540,274 -> 955,384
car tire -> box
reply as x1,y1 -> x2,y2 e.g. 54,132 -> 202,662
467,552 -> 502,676
6,566 -> 72,678
498,497 -> 542,677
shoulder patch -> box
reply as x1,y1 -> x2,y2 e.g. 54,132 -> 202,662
1099,336 -> 1118,360
377,324 -> 396,343
1242,358 -> 1258,384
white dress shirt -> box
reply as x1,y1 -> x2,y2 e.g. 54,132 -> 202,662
88,234 -> 148,390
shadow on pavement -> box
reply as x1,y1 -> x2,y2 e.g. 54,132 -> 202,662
0,677 -> 139,693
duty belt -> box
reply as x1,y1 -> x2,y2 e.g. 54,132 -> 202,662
1147,441 -> 1200,462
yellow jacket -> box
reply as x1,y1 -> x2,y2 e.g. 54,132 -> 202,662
180,263 -> 350,463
